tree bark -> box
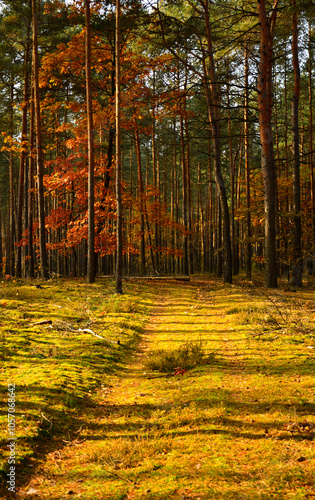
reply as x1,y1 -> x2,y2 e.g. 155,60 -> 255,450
244,42 -> 252,279
27,85 -> 35,278
16,40 -> 30,277
291,0 -> 302,287
180,112 -> 189,275
257,0 -> 278,288
9,80 -> 15,276
134,127 -> 146,274
85,0 -> 95,283
115,0 -> 123,293
201,0 -> 232,283
309,25 -> 315,256
32,0 -> 48,279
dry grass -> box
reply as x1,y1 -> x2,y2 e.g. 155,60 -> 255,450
144,339 -> 214,373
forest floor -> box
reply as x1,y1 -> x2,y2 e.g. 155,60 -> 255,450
0,276 -> 315,499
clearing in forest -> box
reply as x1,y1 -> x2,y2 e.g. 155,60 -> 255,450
0,277 -> 315,499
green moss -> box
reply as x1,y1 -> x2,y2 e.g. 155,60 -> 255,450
1,276 -> 314,499
0,278 -> 153,487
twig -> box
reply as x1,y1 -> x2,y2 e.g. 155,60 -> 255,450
32,320 -> 53,326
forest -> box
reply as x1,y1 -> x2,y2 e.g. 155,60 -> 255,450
1,2 -> 315,498
0,0 -> 314,288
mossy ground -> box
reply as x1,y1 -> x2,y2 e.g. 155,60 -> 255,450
0,276 -> 315,499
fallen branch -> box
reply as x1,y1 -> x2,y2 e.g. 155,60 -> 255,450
33,319 -> 118,344
77,328 -> 116,343
32,320 -> 53,326
126,276 -> 190,282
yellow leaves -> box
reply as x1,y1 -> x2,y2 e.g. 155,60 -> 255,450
48,76 -> 61,87
1,132 -> 29,155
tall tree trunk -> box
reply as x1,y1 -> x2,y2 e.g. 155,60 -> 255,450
151,71 -> 160,272
201,0 -> 232,283
309,24 -> 315,256
16,40 -> 30,278
180,112 -> 189,275
28,86 -> 35,278
244,42 -> 252,279
291,0 -> 302,287
115,0 -> 123,293
85,0 -> 95,283
9,81 -> 15,276
134,127 -> 146,274
104,49 -> 116,191
32,0 -> 48,279
226,69 -> 236,275
257,0 -> 278,288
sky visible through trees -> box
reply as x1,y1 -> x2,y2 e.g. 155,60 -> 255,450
0,0 -> 314,288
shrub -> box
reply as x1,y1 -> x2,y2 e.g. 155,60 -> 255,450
144,340 -> 214,373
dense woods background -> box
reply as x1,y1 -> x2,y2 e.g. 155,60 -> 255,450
0,0 -> 314,288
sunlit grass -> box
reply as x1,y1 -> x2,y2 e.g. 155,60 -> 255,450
0,277 -> 154,498
0,276 -> 314,499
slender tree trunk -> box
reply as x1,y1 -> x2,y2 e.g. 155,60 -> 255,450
0,200 -> 2,277
291,0 -> 302,287
226,71 -> 236,275
201,0 -> 232,283
309,25 -> 315,255
244,42 -> 252,279
134,127 -> 146,274
183,69 -> 192,274
104,50 -> 116,191
9,81 -> 15,276
32,0 -> 48,279
85,0 -> 95,283
180,113 -> 189,275
151,71 -> 160,272
115,0 -> 123,293
206,134 -> 213,274
28,86 -> 35,278
257,0 -> 278,288
16,41 -> 30,277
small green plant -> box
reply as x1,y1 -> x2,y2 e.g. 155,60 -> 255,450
144,340 -> 214,373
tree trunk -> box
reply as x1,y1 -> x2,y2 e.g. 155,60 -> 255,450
9,81 -> 15,276
309,25 -> 315,256
27,85 -> 35,278
85,0 -> 95,283
115,0 -> 123,293
32,0 -> 48,279
134,127 -> 146,274
257,0 -> 278,288
244,42 -> 252,279
201,0 -> 232,283
16,40 -> 30,277
180,113 -> 189,275
291,0 -> 302,287
226,70 -> 236,275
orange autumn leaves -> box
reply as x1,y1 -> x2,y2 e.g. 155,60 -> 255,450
36,25 -> 185,258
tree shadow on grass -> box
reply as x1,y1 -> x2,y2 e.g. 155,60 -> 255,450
0,342 -> 136,498
55,395 -> 314,444
0,382 -> 103,498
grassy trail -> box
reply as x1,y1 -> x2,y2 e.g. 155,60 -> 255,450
1,278 -> 315,499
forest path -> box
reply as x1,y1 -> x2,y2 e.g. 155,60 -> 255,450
17,279 -> 315,500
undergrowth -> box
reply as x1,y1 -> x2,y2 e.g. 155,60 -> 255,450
144,340 -> 214,373
228,281 -> 315,341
